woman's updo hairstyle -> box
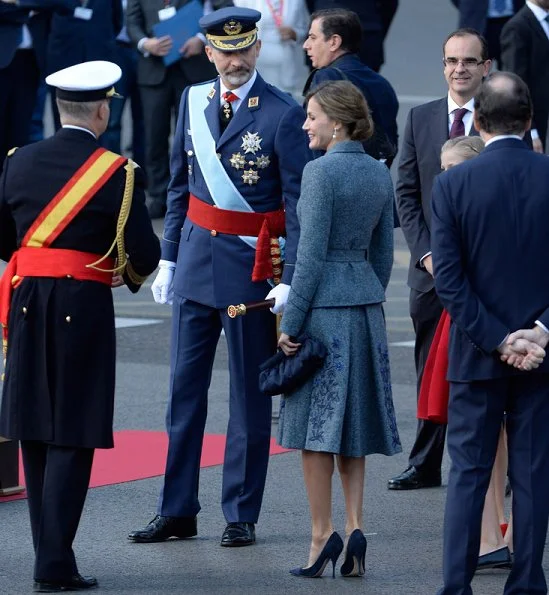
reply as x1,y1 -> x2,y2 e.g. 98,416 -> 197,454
305,80 -> 373,142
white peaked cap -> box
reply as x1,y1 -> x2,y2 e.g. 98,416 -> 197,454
46,61 -> 123,102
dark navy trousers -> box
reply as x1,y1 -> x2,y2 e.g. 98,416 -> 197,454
439,374 -> 549,595
158,296 -> 276,523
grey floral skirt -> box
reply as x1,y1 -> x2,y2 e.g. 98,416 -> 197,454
277,304 -> 402,457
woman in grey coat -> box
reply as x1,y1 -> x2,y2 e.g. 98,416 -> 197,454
275,80 -> 401,578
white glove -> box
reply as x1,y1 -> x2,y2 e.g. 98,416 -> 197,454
265,283 -> 290,314
151,260 -> 176,305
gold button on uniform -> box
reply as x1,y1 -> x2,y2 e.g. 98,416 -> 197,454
211,230 -> 217,237
187,150 -> 194,157
22,307 -> 27,314
65,316 -> 71,323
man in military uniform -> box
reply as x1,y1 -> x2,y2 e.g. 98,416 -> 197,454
128,7 -> 311,547
0,61 -> 160,592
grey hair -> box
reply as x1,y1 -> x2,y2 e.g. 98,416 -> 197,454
56,98 -> 106,121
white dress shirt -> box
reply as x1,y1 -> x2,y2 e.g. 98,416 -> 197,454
219,70 -> 258,114
62,125 -> 97,139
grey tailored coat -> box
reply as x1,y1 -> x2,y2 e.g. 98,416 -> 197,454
280,141 -> 394,337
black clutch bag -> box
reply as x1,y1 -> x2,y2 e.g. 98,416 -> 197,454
258,334 -> 328,396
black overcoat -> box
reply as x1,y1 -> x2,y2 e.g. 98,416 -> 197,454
0,128 -> 160,448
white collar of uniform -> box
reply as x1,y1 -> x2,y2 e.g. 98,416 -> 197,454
526,1 -> 549,22
219,70 -> 258,106
485,134 -> 523,147
62,124 -> 97,139
447,94 -> 475,116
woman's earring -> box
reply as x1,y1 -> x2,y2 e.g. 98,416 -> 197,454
332,127 -> 339,139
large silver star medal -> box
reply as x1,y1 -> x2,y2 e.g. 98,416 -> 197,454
241,132 -> 262,155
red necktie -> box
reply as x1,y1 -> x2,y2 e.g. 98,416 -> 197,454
449,107 -> 468,139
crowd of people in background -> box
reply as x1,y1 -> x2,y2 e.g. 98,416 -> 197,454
0,0 -> 399,218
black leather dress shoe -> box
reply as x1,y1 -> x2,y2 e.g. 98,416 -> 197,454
33,574 -> 98,592
387,466 -> 442,490
128,515 -> 197,543
220,522 -> 255,547
476,546 -> 513,571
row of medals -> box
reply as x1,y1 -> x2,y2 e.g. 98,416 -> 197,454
224,101 -> 270,185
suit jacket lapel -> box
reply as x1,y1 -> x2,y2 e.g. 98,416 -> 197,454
431,98 -> 449,158
216,75 -> 264,150
204,78 -> 221,143
525,7 -> 549,50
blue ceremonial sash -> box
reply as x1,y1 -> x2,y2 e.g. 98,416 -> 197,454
188,82 -> 257,250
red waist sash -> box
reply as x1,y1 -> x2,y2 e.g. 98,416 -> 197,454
1,247 -> 114,344
187,193 -> 285,283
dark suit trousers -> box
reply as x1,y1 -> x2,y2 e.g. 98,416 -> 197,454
140,65 -> 188,204
21,441 -> 94,580
158,296 -> 275,523
0,49 -> 39,173
408,287 -> 446,475
439,375 -> 549,595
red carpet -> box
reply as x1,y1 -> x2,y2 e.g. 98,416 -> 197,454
0,431 -> 291,503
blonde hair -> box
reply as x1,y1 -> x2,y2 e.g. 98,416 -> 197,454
441,135 -> 485,161
305,80 -> 373,142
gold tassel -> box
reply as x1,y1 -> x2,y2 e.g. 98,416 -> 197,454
86,159 -> 136,273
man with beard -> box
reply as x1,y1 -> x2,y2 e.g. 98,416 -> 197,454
128,7 -> 311,548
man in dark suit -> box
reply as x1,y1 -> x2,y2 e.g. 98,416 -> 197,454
389,29 -> 491,490
450,0 -> 525,63
0,0 -> 76,172
431,70 -> 549,595
0,60 -> 160,592
305,0 -> 385,71
127,7 -> 310,548
126,0 -> 230,219
303,8 -> 398,165
501,0 -> 549,154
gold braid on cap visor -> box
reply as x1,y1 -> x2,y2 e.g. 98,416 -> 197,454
206,29 -> 258,50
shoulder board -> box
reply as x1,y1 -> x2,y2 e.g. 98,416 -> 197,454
7,147 -> 18,157
264,83 -> 297,107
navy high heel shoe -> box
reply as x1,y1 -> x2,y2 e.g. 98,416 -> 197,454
290,532 -> 344,578
340,529 -> 367,577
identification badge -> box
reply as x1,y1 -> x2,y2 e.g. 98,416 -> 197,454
74,6 -> 93,20
158,6 -> 176,21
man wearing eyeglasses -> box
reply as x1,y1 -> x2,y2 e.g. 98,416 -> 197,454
389,29 -> 491,492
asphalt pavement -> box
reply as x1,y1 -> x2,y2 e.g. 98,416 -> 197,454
2,1 -> 547,593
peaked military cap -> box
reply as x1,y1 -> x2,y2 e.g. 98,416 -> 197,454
45,60 -> 123,102
200,7 -> 261,52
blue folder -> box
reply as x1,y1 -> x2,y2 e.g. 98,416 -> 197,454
152,0 -> 203,67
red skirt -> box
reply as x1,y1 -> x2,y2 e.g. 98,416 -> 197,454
417,309 -> 450,424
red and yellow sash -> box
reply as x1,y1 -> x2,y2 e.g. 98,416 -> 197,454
1,148 -> 126,371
